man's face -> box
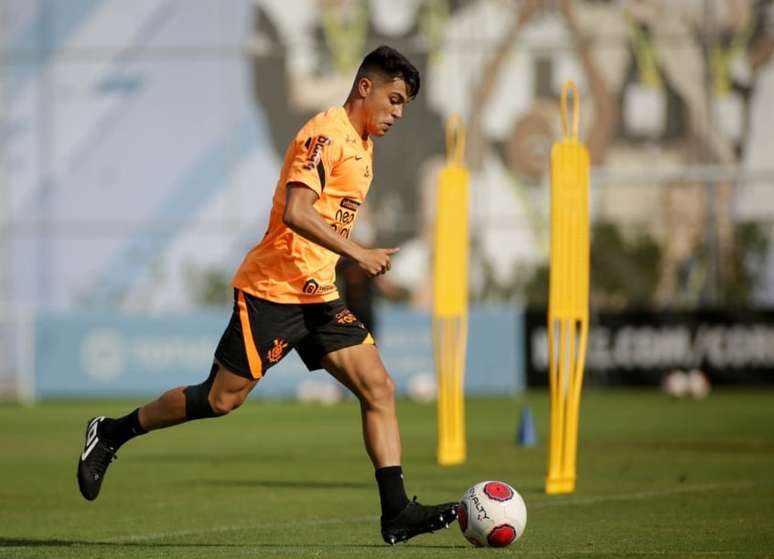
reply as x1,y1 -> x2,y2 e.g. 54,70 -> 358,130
361,77 -> 409,138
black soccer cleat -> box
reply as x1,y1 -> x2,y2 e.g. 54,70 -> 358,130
77,416 -> 118,501
381,497 -> 459,545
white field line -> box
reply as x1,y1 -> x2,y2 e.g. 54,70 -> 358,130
97,516 -> 377,544
529,480 -> 761,508
89,480 -> 765,545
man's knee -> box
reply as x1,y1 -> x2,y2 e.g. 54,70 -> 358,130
208,390 -> 247,416
183,364 -> 220,420
185,363 -> 254,419
360,370 -> 396,407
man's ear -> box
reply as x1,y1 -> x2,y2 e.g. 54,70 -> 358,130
357,76 -> 373,98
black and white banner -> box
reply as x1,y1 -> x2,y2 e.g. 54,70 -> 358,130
525,310 -> 774,386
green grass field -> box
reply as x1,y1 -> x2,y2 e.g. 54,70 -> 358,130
1,390 -> 773,558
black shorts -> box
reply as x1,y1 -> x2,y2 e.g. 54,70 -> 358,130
214,289 -> 374,380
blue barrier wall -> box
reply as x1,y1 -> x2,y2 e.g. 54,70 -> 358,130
34,306 -> 524,399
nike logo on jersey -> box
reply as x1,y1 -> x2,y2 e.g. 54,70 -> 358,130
355,155 -> 362,160
81,416 -> 105,460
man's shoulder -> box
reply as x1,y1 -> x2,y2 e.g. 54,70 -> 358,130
296,107 -> 348,142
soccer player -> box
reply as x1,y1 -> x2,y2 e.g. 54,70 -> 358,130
76,45 -> 458,545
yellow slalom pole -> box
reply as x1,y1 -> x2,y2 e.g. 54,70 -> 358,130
546,81 -> 590,494
433,114 -> 469,466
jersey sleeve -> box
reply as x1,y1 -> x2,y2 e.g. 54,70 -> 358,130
286,127 -> 340,196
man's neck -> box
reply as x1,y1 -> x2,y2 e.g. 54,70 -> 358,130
342,99 -> 368,141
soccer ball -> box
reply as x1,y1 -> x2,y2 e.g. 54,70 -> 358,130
661,369 -> 690,398
686,369 -> 711,399
458,481 -> 527,547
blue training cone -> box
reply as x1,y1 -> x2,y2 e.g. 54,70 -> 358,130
516,405 -> 537,447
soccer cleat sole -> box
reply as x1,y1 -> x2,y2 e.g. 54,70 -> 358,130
382,504 -> 459,545
77,467 -> 98,501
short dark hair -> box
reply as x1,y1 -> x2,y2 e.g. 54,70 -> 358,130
355,45 -> 420,99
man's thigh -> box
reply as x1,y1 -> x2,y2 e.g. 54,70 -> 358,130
295,298 -> 374,372
211,361 -> 259,395
320,343 -> 392,399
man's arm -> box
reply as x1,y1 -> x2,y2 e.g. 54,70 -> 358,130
283,183 -> 398,277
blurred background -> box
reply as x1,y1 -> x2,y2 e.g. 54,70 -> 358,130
1,0 -> 773,401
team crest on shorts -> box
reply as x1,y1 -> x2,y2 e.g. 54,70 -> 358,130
267,338 -> 288,363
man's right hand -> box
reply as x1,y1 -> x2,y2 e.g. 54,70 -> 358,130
356,247 -> 400,277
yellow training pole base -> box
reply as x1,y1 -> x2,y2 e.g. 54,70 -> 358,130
437,445 -> 466,466
545,476 -> 576,495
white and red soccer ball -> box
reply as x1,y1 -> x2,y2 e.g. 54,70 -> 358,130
458,481 -> 527,547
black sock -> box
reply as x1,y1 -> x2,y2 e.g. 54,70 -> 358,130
375,466 -> 410,520
100,408 -> 147,448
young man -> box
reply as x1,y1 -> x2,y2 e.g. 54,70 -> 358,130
77,45 -> 458,545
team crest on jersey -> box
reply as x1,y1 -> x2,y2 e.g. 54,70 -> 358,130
267,339 -> 288,363
303,135 -> 331,171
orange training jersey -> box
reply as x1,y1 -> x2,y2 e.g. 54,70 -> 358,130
233,106 -> 374,304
